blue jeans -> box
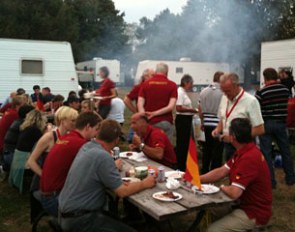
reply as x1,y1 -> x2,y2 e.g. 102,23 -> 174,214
259,120 -> 295,187
33,191 -> 58,218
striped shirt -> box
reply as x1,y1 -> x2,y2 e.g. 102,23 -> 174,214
199,83 -> 223,127
255,83 -> 289,122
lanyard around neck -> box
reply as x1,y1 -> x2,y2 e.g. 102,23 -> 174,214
226,89 -> 245,119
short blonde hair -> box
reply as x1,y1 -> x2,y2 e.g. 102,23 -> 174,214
54,106 -> 79,126
20,110 -> 47,132
81,100 -> 97,111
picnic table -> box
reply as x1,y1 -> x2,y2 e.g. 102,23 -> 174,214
120,157 -> 235,231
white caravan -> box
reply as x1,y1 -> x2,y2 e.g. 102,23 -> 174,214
135,59 -> 243,92
0,38 -> 78,104
76,58 -> 120,87
261,38 -> 295,87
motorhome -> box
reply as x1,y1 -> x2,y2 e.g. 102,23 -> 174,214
0,38 -> 78,103
261,39 -> 295,88
76,58 -> 120,89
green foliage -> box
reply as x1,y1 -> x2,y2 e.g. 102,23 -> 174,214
0,0 -> 129,62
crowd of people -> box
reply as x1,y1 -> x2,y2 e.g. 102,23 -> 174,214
0,63 -> 294,232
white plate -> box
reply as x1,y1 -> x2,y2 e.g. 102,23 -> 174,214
122,177 -> 141,183
193,184 -> 220,194
152,191 -> 182,202
93,96 -> 103,100
119,151 -> 135,159
165,171 -> 184,179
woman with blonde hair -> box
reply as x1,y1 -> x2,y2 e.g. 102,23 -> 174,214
27,106 -> 79,176
16,110 -> 47,152
81,99 -> 97,113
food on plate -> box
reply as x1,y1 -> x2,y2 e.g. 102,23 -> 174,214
162,191 -> 178,199
126,152 -> 133,157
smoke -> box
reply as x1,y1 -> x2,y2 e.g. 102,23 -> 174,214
132,0 -> 279,70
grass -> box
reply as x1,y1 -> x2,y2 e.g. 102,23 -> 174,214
1,88 -> 295,231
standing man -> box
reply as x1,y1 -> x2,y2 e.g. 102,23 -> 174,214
212,73 -> 264,160
199,71 -> 224,174
59,119 -> 156,232
138,63 -> 177,142
201,118 -> 272,232
124,69 -> 154,113
130,113 -> 177,168
256,68 -> 295,188
42,87 -> 54,104
278,68 -> 295,97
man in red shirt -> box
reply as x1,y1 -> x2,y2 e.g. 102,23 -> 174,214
201,118 -> 272,231
95,66 -> 116,119
0,96 -> 25,155
124,69 -> 154,113
39,112 -> 101,217
130,113 -> 177,168
138,63 -> 177,142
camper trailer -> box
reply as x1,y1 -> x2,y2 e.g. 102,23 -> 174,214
261,39 -> 295,88
76,58 -> 120,89
0,38 -> 78,103
135,59 -> 239,92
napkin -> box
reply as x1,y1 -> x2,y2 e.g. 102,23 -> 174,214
166,178 -> 180,190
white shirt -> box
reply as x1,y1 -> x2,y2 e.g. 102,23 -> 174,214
176,87 -> 194,115
218,89 -> 264,134
107,97 -> 125,123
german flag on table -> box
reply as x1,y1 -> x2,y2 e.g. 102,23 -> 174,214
184,136 -> 202,190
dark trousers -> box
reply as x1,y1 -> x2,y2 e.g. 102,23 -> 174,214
259,120 -> 295,187
202,126 -> 224,174
60,211 -> 136,232
98,105 -> 111,119
175,115 -> 193,171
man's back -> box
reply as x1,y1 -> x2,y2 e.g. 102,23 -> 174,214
255,83 -> 289,122
0,108 -> 18,152
227,143 -> 272,225
59,141 -> 122,213
41,130 -> 86,192
139,74 -> 177,124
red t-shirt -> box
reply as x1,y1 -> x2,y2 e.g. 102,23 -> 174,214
139,74 -> 177,124
0,108 -> 18,152
143,125 -> 177,167
95,78 -> 115,106
0,102 -> 12,113
127,82 -> 144,102
225,143 -> 272,225
41,130 -> 87,192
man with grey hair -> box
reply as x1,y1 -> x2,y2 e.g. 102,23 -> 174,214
124,69 -> 154,113
199,71 -> 224,173
137,63 -> 177,142
212,73 -> 264,160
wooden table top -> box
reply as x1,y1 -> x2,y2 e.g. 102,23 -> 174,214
121,158 -> 234,221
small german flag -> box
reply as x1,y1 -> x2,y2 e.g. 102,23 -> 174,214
184,136 -> 202,190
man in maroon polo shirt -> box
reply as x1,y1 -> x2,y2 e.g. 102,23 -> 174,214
124,69 -> 154,113
137,63 -> 177,142
130,113 -> 177,168
0,96 -> 25,155
201,118 -> 272,231
39,112 -> 101,217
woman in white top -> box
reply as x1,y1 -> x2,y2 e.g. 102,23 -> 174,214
175,75 -> 198,171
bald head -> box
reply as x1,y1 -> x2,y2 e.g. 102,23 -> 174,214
131,112 -> 148,123
156,63 -> 168,75
131,113 -> 149,135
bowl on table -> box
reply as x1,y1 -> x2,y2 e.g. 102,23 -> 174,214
135,166 -> 148,180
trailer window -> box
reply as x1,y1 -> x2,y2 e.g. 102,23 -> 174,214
21,60 -> 43,75
176,67 -> 183,73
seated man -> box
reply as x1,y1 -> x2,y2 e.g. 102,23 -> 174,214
59,119 -> 156,232
130,113 -> 177,168
39,112 -> 101,217
201,118 -> 272,232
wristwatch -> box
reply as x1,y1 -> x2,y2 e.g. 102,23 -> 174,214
139,143 -> 145,151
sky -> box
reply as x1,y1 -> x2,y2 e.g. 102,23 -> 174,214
112,0 -> 188,23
